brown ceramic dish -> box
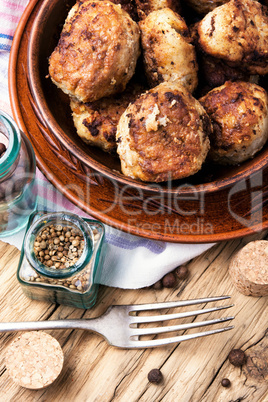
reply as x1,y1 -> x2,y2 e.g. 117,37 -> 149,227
26,0 -> 268,195
9,0 -> 268,242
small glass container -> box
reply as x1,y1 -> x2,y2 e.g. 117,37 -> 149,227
0,110 -> 37,237
17,211 -> 105,309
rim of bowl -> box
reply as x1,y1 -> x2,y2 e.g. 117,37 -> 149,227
27,0 -> 268,196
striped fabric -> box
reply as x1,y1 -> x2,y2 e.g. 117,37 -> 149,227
0,0 -> 213,289
0,0 -> 28,52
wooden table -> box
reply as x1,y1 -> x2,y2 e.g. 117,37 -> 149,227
0,231 -> 267,402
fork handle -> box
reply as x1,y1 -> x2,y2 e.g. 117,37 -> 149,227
0,319 -> 102,333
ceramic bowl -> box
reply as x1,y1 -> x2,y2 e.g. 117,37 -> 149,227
27,0 -> 268,195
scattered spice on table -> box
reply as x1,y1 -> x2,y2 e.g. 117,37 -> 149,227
221,378 -> 231,387
175,265 -> 189,280
151,280 -> 163,290
228,349 -> 247,367
162,272 -> 176,288
148,368 -> 163,384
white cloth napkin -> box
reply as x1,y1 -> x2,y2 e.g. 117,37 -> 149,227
0,0 -> 214,289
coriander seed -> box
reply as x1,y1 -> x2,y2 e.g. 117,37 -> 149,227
33,223 -> 85,271
19,212 -> 105,309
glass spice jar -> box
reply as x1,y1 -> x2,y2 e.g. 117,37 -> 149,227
0,110 -> 37,237
17,211 -> 105,309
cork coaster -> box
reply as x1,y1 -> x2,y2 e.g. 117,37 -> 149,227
5,331 -> 64,389
229,240 -> 268,296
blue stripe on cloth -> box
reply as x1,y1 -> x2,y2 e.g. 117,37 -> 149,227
0,34 -> 13,40
105,232 -> 166,254
0,43 -> 11,51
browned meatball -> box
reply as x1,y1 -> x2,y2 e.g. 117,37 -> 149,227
134,0 -> 181,20
49,0 -> 140,103
108,0 -> 138,20
198,0 -> 268,75
116,82 -> 211,182
199,81 -> 268,165
139,8 -> 198,92
79,0 -> 138,20
70,83 -> 144,153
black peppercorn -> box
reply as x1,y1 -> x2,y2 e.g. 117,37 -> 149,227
228,349 -> 247,366
148,368 -> 163,384
221,378 -> 231,387
0,143 -> 6,157
162,272 -> 176,288
152,280 -> 163,290
175,265 -> 189,280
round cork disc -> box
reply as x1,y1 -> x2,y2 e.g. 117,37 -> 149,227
229,240 -> 268,296
5,331 -> 64,389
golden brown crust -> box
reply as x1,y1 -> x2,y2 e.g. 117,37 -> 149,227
197,0 -> 268,75
134,0 -> 181,20
139,8 -> 198,92
199,81 -> 268,164
116,82 -> 211,182
70,83 -> 144,153
49,0 -> 140,103
79,0 -> 138,20
105,0 -> 138,20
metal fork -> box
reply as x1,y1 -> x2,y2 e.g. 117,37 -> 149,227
0,296 -> 234,348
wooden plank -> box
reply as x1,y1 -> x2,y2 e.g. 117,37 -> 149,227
0,231 -> 267,401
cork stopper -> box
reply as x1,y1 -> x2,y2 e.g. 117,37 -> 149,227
229,240 -> 268,296
5,331 -> 64,389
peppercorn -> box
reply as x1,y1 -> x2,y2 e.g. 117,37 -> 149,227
175,265 -> 189,280
228,349 -> 247,366
0,143 -> 6,157
221,378 -> 231,387
162,272 -> 176,288
151,280 -> 163,290
148,368 -> 163,384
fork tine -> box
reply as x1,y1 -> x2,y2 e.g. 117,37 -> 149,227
127,296 -> 231,312
129,326 -> 234,348
130,304 -> 233,324
130,316 -> 234,336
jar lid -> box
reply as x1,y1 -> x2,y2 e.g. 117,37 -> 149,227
24,212 -> 94,279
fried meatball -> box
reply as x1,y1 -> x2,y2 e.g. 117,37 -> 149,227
197,54 -> 256,94
134,0 -> 181,20
184,0 -> 229,15
139,8 -> 198,92
80,0 -> 138,20
116,82 -> 211,182
199,81 -> 268,165
106,0 -> 138,20
197,0 -> 268,75
49,0 -> 140,103
70,83 -> 144,153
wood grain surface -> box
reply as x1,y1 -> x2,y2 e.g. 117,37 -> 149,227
0,231 -> 267,401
